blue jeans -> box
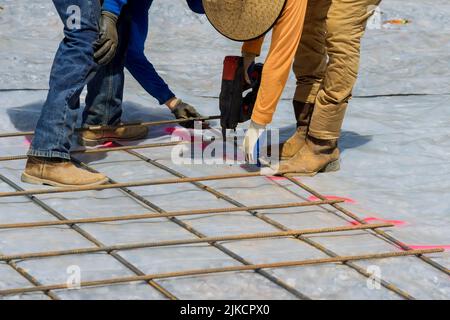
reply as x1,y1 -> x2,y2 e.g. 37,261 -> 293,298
83,1 -> 177,127
29,0 -> 101,160
82,5 -> 132,127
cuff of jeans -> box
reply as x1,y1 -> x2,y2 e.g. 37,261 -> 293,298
27,149 -> 71,160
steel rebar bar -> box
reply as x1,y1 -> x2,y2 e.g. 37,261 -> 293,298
0,200 -> 343,230
0,172 -> 262,198
0,223 -> 392,261
122,148 -> 421,299
0,115 -> 220,138
0,141 -> 186,162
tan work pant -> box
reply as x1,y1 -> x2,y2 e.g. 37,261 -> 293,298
294,0 -> 382,139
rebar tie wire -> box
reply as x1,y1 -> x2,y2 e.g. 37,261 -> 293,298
0,248 -> 443,297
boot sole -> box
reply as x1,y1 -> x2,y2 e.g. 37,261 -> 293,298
283,159 -> 341,177
21,172 -> 109,188
79,131 -> 149,147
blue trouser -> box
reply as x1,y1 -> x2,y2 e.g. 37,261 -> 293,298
82,0 -> 176,127
29,0 -> 101,160
82,5 -> 132,127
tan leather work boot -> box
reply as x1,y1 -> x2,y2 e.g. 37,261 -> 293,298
79,125 -> 148,147
276,136 -> 340,176
21,157 -> 109,187
279,101 -> 314,160
279,128 -> 307,160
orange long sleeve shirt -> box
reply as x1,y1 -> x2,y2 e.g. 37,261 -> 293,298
241,0 -> 308,125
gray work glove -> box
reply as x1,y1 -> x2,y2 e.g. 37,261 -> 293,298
171,100 -> 205,129
94,11 -> 119,65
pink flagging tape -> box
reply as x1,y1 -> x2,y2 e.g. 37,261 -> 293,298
165,127 -> 191,141
308,195 -> 356,204
165,127 -> 210,150
24,136 -> 32,145
100,141 -> 116,148
350,217 -> 407,227
164,127 -> 176,134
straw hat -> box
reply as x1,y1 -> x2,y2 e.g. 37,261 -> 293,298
202,0 -> 286,41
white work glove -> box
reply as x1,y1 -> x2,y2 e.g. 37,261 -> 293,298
243,120 -> 267,164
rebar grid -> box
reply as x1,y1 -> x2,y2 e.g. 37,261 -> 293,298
283,176 -> 450,276
117,147 -> 426,299
0,255 -> 59,300
0,121 -> 447,300
0,150 -> 425,300
0,174 -> 177,300
216,127 -> 450,279
70,163 -> 313,300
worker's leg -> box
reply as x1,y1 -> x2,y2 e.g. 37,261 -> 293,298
293,0 -> 331,105
81,5 -> 148,146
28,0 -> 101,159
280,0 -> 331,159
278,0 -> 382,175
23,0 -> 108,187
83,5 -> 131,127
251,0 -> 308,126
309,0 -> 382,140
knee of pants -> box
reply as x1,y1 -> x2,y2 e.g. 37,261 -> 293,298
322,37 -> 361,99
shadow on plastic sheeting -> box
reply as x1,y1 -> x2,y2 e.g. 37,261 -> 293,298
6,101 -> 44,133
7,100 -> 177,137
238,128 -> 372,174
339,131 -> 372,153
278,125 -> 372,154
